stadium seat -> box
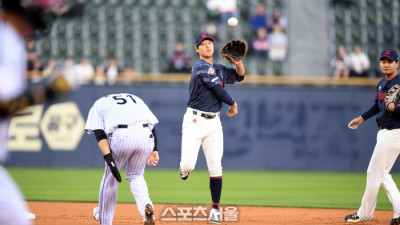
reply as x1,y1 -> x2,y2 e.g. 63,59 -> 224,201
73,41 -> 84,56
89,24 -> 100,39
89,41 -> 100,56
350,6 -> 361,24
351,25 -> 362,43
57,40 -> 68,58
122,8 -> 133,21
382,26 -> 394,45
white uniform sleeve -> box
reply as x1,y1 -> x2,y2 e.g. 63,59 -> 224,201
84,101 -> 104,134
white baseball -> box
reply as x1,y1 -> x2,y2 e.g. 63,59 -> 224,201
227,17 -> 238,27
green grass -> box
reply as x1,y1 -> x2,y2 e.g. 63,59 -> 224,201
7,168 -> 399,210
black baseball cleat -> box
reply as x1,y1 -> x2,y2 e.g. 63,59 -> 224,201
391,217 -> 400,225
179,169 -> 189,180
144,204 -> 155,225
344,212 -> 360,223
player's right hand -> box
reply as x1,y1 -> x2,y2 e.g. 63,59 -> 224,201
103,153 -> 122,182
348,116 -> 364,129
147,151 -> 159,167
227,103 -> 238,117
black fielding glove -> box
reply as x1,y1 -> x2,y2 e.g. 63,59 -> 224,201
103,153 -> 122,182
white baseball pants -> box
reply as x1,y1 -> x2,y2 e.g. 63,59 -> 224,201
98,124 -> 154,225
358,128 -> 400,220
180,107 -> 223,177
0,166 -> 31,225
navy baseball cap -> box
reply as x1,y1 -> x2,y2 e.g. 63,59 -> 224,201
380,48 -> 399,61
195,32 -> 214,47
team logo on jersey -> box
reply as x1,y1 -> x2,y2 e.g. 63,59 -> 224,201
193,118 -> 197,123
207,67 -> 216,76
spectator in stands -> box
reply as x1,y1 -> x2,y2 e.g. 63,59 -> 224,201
74,57 -> 94,85
349,45 -> 370,77
62,57 -> 81,86
206,0 -> 238,24
26,39 -> 38,71
105,58 -> 121,85
251,3 -> 269,37
119,66 -> 136,85
269,9 -> 288,32
93,64 -> 107,85
168,42 -> 191,73
331,45 -> 351,79
269,24 -> 288,75
28,57 -> 43,83
252,27 -> 270,59
43,58 -> 58,78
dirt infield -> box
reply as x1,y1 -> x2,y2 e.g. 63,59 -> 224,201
28,201 -> 393,225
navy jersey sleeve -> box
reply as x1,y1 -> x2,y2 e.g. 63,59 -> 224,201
361,83 -> 380,120
223,65 -> 244,84
196,64 -> 235,106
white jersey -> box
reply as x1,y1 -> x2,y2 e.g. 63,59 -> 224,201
85,93 -> 159,135
0,20 -> 32,225
0,21 -> 28,162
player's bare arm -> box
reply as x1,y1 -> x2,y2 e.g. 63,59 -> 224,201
234,60 -> 245,76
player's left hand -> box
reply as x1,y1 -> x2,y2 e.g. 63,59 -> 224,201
103,153 -> 122,182
227,103 -> 238,117
147,151 -> 159,167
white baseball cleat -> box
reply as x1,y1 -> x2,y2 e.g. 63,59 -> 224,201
93,206 -> 99,221
209,208 -> 221,224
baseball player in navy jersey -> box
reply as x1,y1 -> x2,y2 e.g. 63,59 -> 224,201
85,93 -> 159,225
179,32 -> 245,224
345,49 -> 400,225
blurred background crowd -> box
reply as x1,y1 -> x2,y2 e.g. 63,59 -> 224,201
17,0 -> 400,85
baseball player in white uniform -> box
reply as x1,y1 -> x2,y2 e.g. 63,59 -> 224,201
345,49 -> 400,225
0,1 -> 79,224
85,93 -> 159,225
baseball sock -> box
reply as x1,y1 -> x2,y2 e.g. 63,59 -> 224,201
210,176 -> 222,209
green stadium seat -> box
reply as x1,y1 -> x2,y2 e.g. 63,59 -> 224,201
86,7 -> 98,21
351,25 -> 362,43
367,27 -> 377,44
350,6 -> 361,24
89,41 -> 100,56
55,21 -> 67,38
72,23 -> 83,39
381,0 -> 392,7
382,26 -> 394,45
334,24 -> 346,43
122,8 -> 133,21
123,25 -> 133,40
57,40 -> 68,58
89,23 -> 100,39
159,61 -> 169,73
73,41 -> 84,56
142,58 -> 152,73
334,8 -> 345,24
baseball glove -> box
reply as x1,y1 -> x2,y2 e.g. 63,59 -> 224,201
386,84 -> 400,109
220,40 -> 247,64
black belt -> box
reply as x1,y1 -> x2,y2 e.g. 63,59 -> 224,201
118,124 -> 148,128
192,110 -> 217,119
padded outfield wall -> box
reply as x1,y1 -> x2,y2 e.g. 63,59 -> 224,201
5,81 -> 392,172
